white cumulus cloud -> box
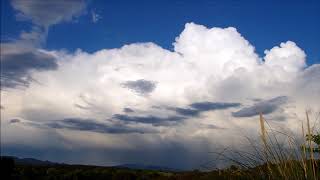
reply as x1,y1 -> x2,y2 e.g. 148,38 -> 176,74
1,23 -> 319,169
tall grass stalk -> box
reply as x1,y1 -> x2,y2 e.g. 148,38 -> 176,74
219,111 -> 319,179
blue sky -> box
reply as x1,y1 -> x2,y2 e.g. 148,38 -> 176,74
1,0 -> 320,169
2,0 -> 319,64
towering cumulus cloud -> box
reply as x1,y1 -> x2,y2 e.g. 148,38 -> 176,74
1,23 -> 319,169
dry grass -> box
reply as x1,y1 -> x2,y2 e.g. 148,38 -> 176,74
212,111 -> 320,180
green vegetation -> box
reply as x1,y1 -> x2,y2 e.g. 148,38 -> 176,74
306,133 -> 320,152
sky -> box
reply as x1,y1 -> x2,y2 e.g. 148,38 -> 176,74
1,0 -> 320,170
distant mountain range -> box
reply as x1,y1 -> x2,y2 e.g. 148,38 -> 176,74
2,156 -> 59,166
114,163 -> 181,172
1,156 -> 181,172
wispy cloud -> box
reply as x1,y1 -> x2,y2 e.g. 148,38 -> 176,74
113,114 -> 184,126
9,117 -> 158,134
11,0 -> 87,28
170,102 -> 241,117
46,118 -> 156,134
232,96 -> 288,117
91,10 -> 101,23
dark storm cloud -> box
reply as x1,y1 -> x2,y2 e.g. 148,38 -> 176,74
9,119 -> 21,124
232,96 -> 288,117
171,102 -> 241,117
1,50 -> 57,89
190,102 -> 241,111
123,108 -> 134,113
113,114 -> 184,126
114,102 -> 240,126
122,79 -> 156,95
9,117 -> 156,134
46,118 -> 156,134
174,107 -> 200,117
